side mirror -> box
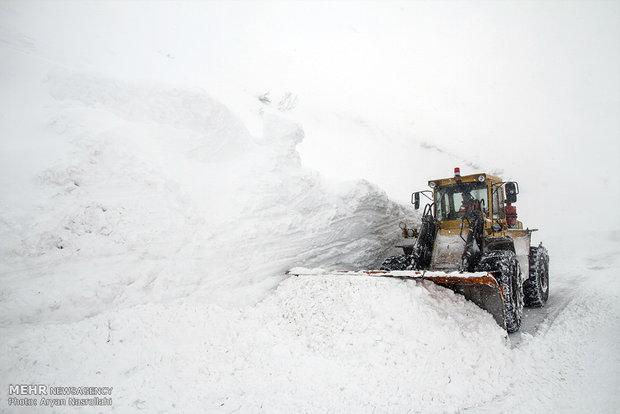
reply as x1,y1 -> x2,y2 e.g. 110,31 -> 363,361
412,192 -> 420,210
505,182 -> 519,203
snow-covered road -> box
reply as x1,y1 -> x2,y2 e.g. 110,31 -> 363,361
478,230 -> 620,412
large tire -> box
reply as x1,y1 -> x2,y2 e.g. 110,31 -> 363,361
380,254 -> 412,271
524,244 -> 549,308
476,250 -> 524,333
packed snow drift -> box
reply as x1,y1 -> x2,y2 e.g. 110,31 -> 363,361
0,61 -> 413,326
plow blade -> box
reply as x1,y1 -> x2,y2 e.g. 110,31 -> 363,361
287,269 -> 506,329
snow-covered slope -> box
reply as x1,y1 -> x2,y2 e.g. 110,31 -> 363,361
0,49 -> 413,327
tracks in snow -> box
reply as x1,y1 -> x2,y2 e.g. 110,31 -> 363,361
510,285 -> 575,347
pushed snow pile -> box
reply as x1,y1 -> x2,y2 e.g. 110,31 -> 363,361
0,275 -> 510,413
0,49 -> 413,326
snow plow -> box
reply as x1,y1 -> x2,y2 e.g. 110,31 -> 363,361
292,168 -> 549,333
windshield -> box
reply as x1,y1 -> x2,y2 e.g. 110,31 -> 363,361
434,182 -> 488,220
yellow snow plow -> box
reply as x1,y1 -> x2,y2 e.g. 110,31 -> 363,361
295,168 -> 550,333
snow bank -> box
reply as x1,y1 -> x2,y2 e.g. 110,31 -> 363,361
0,48 -> 413,327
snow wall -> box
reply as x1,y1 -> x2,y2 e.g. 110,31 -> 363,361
0,52 -> 415,325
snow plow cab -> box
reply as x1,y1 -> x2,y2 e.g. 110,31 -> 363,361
380,168 -> 550,333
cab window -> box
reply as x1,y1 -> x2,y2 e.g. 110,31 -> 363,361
434,182 -> 488,220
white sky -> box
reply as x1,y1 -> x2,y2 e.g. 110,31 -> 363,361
2,0 -> 619,231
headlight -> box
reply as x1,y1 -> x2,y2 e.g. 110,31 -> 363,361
492,223 -> 502,232
428,181 -> 436,188
477,175 -> 486,182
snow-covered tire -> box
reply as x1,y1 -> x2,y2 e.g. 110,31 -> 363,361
380,255 -> 412,271
524,245 -> 549,308
476,250 -> 523,333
